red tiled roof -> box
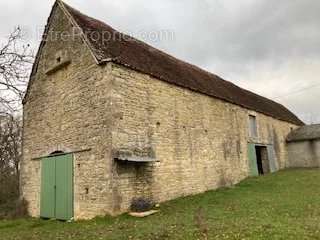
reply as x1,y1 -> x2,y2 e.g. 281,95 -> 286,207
60,1 -> 303,125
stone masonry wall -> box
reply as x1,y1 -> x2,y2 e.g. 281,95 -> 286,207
287,140 -> 320,168
21,3 -> 300,219
21,5 -> 114,219
110,63 -> 299,213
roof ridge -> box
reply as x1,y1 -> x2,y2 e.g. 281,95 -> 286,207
53,2 -> 305,125
25,1 -> 304,126
61,5 -> 271,99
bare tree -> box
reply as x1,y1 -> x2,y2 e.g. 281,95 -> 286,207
0,27 -> 33,114
0,115 -> 22,204
0,27 -> 32,208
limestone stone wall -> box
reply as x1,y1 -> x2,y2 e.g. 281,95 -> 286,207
21,5 -> 114,219
287,140 -> 320,168
21,3 -> 300,219
109,63 -> 298,212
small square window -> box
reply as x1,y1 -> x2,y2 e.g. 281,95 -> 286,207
249,115 -> 257,138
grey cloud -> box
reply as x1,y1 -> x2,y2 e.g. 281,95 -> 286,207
1,0 -> 319,123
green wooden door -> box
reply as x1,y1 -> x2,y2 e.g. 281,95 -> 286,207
55,154 -> 73,220
40,157 -> 56,219
267,145 -> 277,173
248,143 -> 259,176
40,154 -> 73,220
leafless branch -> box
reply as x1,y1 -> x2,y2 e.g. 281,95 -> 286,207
0,114 -> 22,204
0,27 -> 34,114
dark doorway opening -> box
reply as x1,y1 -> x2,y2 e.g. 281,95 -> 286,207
255,146 -> 270,175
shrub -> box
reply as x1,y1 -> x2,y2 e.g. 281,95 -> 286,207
0,174 -> 19,205
0,198 -> 29,220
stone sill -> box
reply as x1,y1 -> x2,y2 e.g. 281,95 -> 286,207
114,156 -> 157,163
46,60 -> 71,75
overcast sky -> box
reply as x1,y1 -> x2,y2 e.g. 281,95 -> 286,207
1,0 -> 319,123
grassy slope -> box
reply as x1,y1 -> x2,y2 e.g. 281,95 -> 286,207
1,169 -> 320,240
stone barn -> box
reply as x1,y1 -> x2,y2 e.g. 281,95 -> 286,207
20,0 -> 304,220
287,124 -> 320,168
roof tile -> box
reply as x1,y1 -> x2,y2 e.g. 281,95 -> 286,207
62,1 -> 304,126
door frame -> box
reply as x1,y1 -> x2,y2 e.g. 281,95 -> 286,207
247,143 -> 278,176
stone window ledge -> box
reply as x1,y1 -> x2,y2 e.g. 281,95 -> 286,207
46,60 -> 71,75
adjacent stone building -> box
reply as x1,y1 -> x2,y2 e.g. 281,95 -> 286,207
287,124 -> 320,168
20,0 -> 304,220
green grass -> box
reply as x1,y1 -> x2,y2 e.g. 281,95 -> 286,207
1,169 -> 320,240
